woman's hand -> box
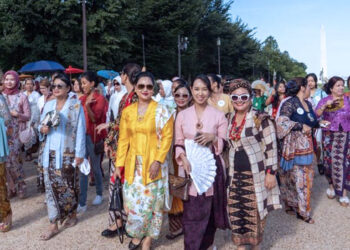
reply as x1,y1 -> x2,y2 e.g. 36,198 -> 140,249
96,123 -> 109,134
149,161 -> 161,179
181,155 -> 191,175
113,167 -> 121,179
75,157 -> 84,166
194,133 -> 216,146
86,97 -> 96,107
265,173 -> 277,190
10,110 -> 18,118
40,125 -> 50,135
319,120 -> 331,128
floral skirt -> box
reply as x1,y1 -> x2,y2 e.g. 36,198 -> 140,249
279,165 -> 314,217
323,131 -> 350,197
123,156 -> 165,239
0,163 -> 11,221
44,151 -> 79,224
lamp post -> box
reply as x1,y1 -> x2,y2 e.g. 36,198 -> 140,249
178,35 -> 188,77
217,37 -> 221,75
82,0 -> 87,71
142,34 -> 146,68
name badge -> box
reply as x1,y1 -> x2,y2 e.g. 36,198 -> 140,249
297,107 -> 304,115
218,100 -> 225,107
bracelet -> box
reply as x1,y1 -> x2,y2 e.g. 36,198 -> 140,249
266,168 -> 276,175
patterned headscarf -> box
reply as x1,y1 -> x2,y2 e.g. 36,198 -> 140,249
3,70 -> 20,95
229,78 -> 253,96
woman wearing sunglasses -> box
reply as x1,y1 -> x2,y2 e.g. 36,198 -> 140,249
113,71 -> 174,250
166,81 -> 192,240
38,73 -> 86,240
277,78 -> 324,223
227,79 -> 281,250
175,75 -> 229,250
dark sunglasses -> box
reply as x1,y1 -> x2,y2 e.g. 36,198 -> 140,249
51,84 -> 65,90
113,81 -> 120,86
230,94 -> 250,102
136,84 -> 153,91
174,93 -> 189,99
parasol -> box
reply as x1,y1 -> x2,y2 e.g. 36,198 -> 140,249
19,60 -> 65,73
65,65 -> 84,74
97,70 -> 119,80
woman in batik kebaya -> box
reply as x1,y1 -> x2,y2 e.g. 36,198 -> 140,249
227,79 -> 281,249
2,70 -> 31,199
114,71 -> 174,250
175,75 -> 229,250
0,94 -> 11,232
277,78 -> 324,224
38,73 -> 86,240
316,76 -> 350,207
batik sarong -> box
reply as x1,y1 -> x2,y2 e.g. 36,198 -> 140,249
0,163 -> 11,221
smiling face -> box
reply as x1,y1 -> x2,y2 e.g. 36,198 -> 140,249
4,74 -> 17,90
135,76 -> 154,102
174,87 -> 191,109
73,80 -> 81,93
191,79 -> 210,105
331,80 -> 345,97
81,77 -> 95,95
52,78 -> 70,99
230,87 -> 252,113
277,83 -> 286,94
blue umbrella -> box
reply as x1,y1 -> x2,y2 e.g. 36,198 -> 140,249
97,70 -> 119,80
19,60 -> 65,73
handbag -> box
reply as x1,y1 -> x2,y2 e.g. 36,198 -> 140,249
19,126 -> 36,144
169,173 -> 191,201
93,124 -> 104,155
109,177 -> 125,243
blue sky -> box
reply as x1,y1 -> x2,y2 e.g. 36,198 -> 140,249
229,0 -> 350,78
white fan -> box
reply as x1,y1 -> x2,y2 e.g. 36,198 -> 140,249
185,139 -> 217,195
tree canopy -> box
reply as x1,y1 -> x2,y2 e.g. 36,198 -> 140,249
0,0 -> 307,81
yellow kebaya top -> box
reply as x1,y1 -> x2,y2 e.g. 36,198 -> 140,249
115,100 -> 174,185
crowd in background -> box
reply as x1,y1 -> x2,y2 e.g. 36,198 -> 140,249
0,65 -> 350,250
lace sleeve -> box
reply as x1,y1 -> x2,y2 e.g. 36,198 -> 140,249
279,98 -> 303,131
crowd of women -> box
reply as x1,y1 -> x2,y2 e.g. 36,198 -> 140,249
0,63 -> 350,250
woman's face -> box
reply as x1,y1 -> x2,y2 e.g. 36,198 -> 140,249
174,87 -> 191,109
40,86 -> 49,96
81,77 -> 95,95
230,87 -> 252,113
4,74 -> 17,90
25,80 -> 34,92
331,80 -> 345,97
277,83 -> 286,94
73,80 -> 81,93
307,76 -> 316,89
135,77 -> 154,102
191,79 -> 210,105
114,80 -> 121,92
52,79 -> 69,99
159,83 -> 165,97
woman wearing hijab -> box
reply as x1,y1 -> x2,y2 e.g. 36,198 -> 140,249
2,70 -> 31,199
153,80 -> 176,110
0,94 -> 11,232
106,76 -> 127,123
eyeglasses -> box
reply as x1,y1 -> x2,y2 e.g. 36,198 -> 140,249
113,81 -> 120,86
136,84 -> 153,91
230,94 -> 250,102
174,93 -> 189,99
51,84 -> 65,90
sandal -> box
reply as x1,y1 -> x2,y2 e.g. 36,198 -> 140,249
284,205 -> 295,215
339,196 -> 349,207
39,228 -> 59,241
62,217 -> 78,229
296,212 -> 315,224
317,164 -> 325,175
166,230 -> 184,240
326,188 -> 336,199
0,213 -> 12,232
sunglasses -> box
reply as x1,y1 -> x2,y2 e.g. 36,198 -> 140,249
113,81 -> 120,86
51,84 -> 65,90
136,84 -> 153,91
174,93 -> 189,99
231,94 -> 250,102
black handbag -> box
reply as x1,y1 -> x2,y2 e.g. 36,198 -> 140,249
93,124 -> 105,154
109,178 -> 125,243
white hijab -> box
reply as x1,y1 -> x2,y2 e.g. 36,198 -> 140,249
106,76 -> 127,122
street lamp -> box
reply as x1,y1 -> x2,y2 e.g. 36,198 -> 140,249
217,37 -> 221,75
178,35 -> 188,77
142,34 -> 146,69
82,0 -> 87,71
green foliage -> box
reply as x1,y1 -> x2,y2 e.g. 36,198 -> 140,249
0,0 -> 306,81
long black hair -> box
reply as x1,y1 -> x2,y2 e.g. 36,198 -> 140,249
272,81 -> 286,108
191,74 -> 212,92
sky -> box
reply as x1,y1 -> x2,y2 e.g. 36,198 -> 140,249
229,0 -> 350,78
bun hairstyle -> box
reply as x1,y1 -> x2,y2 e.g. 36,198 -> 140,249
191,74 -> 212,92
286,77 -> 307,97
53,73 -> 71,91
323,76 -> 345,95
135,71 -> 155,86
81,71 -> 98,87
207,73 -> 221,88
121,63 -> 141,85
174,82 -> 192,96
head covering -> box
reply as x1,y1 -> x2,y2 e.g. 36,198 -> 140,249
113,76 -> 122,85
161,80 -> 173,100
3,70 -> 20,95
229,78 -> 253,96
253,83 -> 266,93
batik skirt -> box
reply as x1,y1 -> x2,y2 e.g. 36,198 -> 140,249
279,165 -> 314,217
323,131 -> 350,197
123,156 -> 165,239
0,163 -> 11,221
228,150 -> 266,246
44,151 -> 79,224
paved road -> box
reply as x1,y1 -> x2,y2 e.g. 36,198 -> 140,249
2,158 -> 349,250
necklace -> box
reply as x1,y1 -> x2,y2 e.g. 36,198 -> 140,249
229,113 -> 247,141
137,103 -> 148,122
